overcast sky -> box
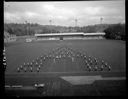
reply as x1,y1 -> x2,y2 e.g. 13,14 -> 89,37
4,0 -> 125,26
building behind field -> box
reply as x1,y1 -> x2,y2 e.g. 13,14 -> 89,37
35,32 -> 105,40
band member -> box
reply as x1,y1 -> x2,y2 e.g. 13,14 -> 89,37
104,63 -> 108,67
44,57 -> 46,60
20,65 -> 23,70
30,67 -> 33,72
53,58 -> 56,63
38,65 -> 41,69
108,66 -> 111,71
35,62 -> 38,67
32,60 -> 35,64
23,63 -> 26,67
94,66 -> 98,71
40,55 -> 43,59
95,59 -> 98,65
72,57 -> 74,62
90,60 -> 93,65
24,67 -> 27,72
17,67 -> 20,72
101,60 -> 104,65
37,67 -> 39,72
40,62 -> 43,66
30,63 -> 33,67
84,55 -> 86,59
27,63 -> 29,67
88,66 -> 92,72
100,65 -> 104,71
87,64 -> 91,71
85,60 -> 87,65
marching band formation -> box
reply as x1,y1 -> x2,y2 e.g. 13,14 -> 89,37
15,46 -> 111,73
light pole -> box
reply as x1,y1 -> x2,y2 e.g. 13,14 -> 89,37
75,19 -> 78,32
25,21 -> 29,36
75,19 -> 77,27
100,17 -> 103,24
49,20 -> 52,25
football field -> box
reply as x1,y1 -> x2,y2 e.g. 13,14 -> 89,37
5,39 -> 126,96
5,39 -> 125,73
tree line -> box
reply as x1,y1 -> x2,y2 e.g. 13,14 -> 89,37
104,23 -> 125,40
4,23 -> 125,40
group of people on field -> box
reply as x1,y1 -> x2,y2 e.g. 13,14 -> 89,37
16,46 -> 111,73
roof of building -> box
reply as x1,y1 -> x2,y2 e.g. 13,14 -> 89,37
35,32 -> 105,37
84,33 -> 105,36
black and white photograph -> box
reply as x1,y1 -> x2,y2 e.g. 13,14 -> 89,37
4,0 -> 126,96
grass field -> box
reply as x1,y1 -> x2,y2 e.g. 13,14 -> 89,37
5,39 -> 126,96
5,39 -> 125,73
